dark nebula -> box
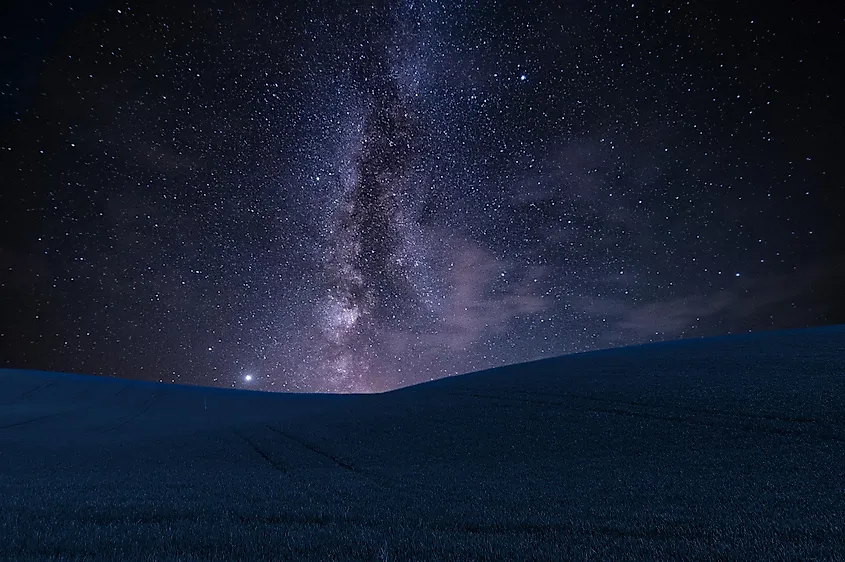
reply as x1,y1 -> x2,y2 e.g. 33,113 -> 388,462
1,0 -> 842,392
322,77 -> 422,390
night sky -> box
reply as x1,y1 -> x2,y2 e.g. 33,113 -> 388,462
1,0 -> 842,393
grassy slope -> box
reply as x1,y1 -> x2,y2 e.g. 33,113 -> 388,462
1,326 -> 843,561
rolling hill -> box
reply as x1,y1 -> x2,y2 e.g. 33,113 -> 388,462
1,325 -> 843,560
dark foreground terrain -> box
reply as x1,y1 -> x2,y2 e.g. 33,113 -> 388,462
1,326 -> 844,561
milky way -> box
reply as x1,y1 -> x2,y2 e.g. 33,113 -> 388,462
1,0 -> 842,392
321,70 -> 422,391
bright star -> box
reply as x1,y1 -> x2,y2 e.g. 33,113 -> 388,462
244,374 -> 253,382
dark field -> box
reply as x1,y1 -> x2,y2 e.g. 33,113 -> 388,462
2,326 -> 844,561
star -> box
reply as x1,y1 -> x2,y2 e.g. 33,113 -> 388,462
0,0 -> 839,393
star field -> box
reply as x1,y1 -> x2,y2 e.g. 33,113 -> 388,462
1,0 -> 842,392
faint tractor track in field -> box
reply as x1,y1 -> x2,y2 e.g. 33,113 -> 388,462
99,393 -> 160,433
0,411 -> 67,430
453,391 -> 845,443
506,387 -> 835,427
263,424 -> 356,472
1,379 -> 58,405
262,424 -> 399,489
234,430 -> 288,474
0,400 -> 102,430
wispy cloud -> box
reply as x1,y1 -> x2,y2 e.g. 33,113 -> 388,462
569,256 -> 845,348
439,243 -> 547,349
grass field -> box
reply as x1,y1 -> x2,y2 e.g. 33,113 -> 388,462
1,326 -> 844,560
